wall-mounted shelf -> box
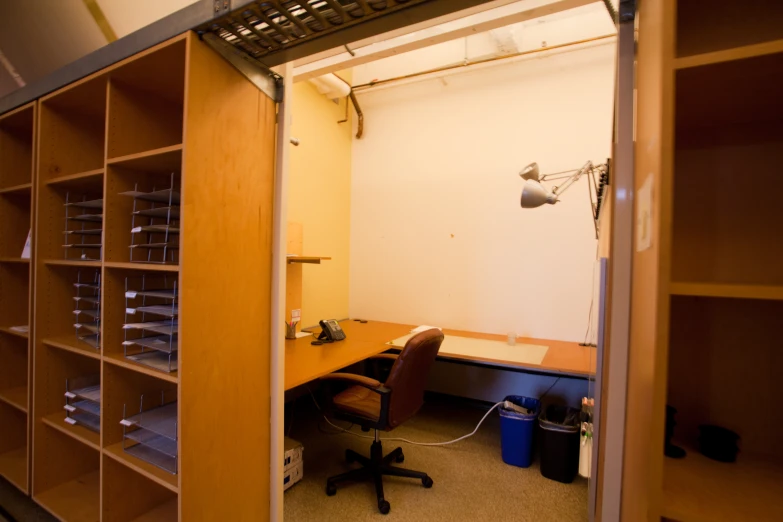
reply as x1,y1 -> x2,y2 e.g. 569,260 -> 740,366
286,256 -> 331,264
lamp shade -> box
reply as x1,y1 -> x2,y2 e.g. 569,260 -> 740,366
520,179 -> 557,208
520,162 -> 540,181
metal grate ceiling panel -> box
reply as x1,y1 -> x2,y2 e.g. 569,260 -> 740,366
198,1 -> 429,63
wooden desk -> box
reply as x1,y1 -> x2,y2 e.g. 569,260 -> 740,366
284,320 -> 594,390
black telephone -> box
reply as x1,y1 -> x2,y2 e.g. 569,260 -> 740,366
318,319 -> 346,342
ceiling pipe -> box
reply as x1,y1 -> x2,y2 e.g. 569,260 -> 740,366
352,33 -> 615,92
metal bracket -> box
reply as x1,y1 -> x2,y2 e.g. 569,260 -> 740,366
213,0 -> 231,17
201,32 -> 283,102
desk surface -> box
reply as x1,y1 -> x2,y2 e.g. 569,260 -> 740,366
285,320 -> 595,390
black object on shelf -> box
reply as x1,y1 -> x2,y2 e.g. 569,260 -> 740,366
664,405 -> 686,459
699,424 -> 739,463
538,405 -> 580,483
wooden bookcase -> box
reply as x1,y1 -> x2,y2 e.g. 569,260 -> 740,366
625,1 -> 783,521
23,32 -> 276,521
0,101 -> 36,494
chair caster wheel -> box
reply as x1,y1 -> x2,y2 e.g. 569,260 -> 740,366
422,476 -> 433,488
345,450 -> 354,463
395,452 -> 404,463
326,484 -> 337,496
378,500 -> 391,514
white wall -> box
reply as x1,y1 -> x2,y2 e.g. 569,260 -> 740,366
349,42 -> 615,342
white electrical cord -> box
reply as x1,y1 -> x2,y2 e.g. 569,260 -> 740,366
308,385 -> 503,447
322,402 -> 503,447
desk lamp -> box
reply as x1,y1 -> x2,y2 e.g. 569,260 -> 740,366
519,159 -> 610,238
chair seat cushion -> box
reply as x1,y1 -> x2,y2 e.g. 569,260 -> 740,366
333,385 -> 381,420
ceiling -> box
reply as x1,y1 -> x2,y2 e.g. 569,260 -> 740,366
0,0 -> 198,99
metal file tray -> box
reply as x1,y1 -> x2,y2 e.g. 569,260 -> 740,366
133,206 -> 180,219
73,296 -> 100,305
74,309 -> 100,320
119,188 -> 180,205
124,335 -> 178,354
74,322 -> 99,334
64,198 -> 104,209
130,305 -> 178,318
74,282 -> 100,289
69,399 -> 100,416
67,383 -> 101,403
123,320 -> 179,336
65,376 -> 100,433
122,395 -> 178,474
77,334 -> 100,349
125,401 -> 177,439
125,288 -> 177,300
129,242 -> 180,250
66,213 -> 103,223
64,229 -> 102,236
131,225 -> 180,234
63,243 -> 102,249
126,351 -> 178,372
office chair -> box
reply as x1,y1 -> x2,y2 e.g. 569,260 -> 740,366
320,328 -> 444,514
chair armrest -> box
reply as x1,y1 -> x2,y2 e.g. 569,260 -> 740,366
320,373 -> 382,390
319,373 -> 392,428
368,354 -> 399,362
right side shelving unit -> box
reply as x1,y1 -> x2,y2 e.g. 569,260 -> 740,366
632,1 -> 783,521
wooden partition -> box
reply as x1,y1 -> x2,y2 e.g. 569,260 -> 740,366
626,1 -> 783,520
19,32 -> 277,521
0,101 -> 35,494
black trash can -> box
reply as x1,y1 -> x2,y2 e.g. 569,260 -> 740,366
539,405 -> 581,483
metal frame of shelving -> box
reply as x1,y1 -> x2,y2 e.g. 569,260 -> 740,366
0,0 -> 534,114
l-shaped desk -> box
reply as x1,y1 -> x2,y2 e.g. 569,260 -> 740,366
285,320 -> 594,391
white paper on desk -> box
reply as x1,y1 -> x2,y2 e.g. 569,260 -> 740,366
410,325 -> 441,334
295,332 -> 311,339
389,334 -> 548,366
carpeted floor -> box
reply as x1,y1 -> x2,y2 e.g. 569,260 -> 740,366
284,394 -> 588,522
0,477 -> 54,522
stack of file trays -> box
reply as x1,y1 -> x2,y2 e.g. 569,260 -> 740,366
73,270 -> 101,349
122,275 -> 178,373
64,376 -> 100,433
122,394 -> 178,474
63,194 -> 103,261
120,175 -> 180,264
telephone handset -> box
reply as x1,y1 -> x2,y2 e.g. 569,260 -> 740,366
318,319 -> 346,342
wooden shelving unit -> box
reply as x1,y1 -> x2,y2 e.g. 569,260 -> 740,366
13,31 -> 277,521
626,2 -> 783,521
0,101 -> 35,494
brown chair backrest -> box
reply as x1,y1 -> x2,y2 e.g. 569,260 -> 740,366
384,328 -> 444,429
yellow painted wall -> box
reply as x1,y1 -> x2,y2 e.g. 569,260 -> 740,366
288,76 -> 352,328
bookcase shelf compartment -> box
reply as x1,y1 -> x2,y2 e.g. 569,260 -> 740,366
0,104 -> 34,190
39,76 -> 107,182
676,0 -> 783,58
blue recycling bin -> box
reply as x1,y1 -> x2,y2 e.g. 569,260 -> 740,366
499,395 -> 541,468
